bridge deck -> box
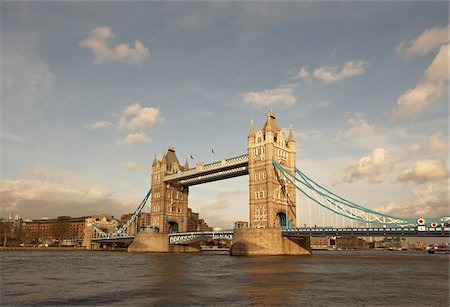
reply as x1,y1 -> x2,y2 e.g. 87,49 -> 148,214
282,227 -> 450,237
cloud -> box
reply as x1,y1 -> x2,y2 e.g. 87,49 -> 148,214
392,27 -> 449,119
2,44 -> 54,105
80,26 -> 150,65
89,120 -> 112,129
22,168 -> 80,186
335,112 -> 374,141
409,131 -> 448,155
396,26 -> 448,58
242,86 -> 296,108
200,200 -> 231,211
391,81 -> 447,118
292,60 -> 369,84
375,178 -> 449,218
333,148 -> 393,184
0,179 -> 131,219
424,44 -> 449,82
117,132 -> 151,145
296,129 -> 322,141
118,102 -> 164,131
119,162 -> 149,170
0,131 -> 27,143
396,159 -> 447,184
316,100 -> 330,108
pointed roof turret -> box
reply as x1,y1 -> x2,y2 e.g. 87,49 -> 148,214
248,118 -> 255,138
288,124 -> 295,143
152,155 -> 158,167
184,158 -> 190,170
161,151 -> 167,164
165,145 -> 180,167
262,110 -> 280,133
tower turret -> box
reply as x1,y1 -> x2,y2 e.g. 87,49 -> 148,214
248,110 -> 296,229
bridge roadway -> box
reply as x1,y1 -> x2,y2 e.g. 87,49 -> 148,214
91,227 -> 450,245
282,226 -> 450,237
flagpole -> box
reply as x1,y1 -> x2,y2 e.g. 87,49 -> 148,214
210,148 -> 215,164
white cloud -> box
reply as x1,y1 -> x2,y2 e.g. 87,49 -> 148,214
392,28 -> 449,119
80,26 -> 150,65
117,132 -> 151,145
391,81 -> 447,118
396,159 -> 447,184
0,179 -> 131,219
292,60 -> 369,84
242,86 -> 296,108
118,102 -> 164,132
425,44 -> 449,82
332,148 -> 393,184
376,178 -> 449,218
119,162 -> 149,170
409,131 -> 448,155
396,26 -> 448,58
296,129 -> 322,141
335,112 -> 374,141
291,66 -> 311,80
89,120 -> 112,130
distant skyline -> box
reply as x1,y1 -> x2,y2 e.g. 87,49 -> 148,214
1,1 -> 448,228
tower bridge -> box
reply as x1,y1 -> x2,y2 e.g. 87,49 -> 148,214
86,111 -> 450,255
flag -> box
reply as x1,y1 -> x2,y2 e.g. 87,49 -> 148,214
211,149 -> 215,154
190,155 -> 194,160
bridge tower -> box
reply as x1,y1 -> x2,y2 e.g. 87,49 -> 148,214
248,111 -> 297,229
150,146 -> 189,233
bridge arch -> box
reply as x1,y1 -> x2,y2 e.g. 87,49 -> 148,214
168,221 -> 179,233
276,212 -> 287,229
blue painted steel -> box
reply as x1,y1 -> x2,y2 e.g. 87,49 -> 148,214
168,222 -> 179,233
277,212 -> 287,230
273,160 -> 450,227
91,188 -> 151,238
282,227 -> 450,237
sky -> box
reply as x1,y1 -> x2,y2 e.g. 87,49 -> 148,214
1,1 -> 448,228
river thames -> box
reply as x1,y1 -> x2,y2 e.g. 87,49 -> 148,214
1,250 -> 448,306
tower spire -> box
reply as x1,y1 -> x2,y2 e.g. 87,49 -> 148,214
248,118 -> 255,138
288,124 -> 295,143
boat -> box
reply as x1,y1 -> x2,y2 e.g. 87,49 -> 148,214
428,245 -> 449,254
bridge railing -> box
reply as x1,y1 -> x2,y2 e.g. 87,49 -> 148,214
282,226 -> 450,237
164,154 -> 248,182
168,230 -> 235,244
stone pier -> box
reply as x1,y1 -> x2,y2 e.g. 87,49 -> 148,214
230,228 -> 311,256
127,233 -> 201,253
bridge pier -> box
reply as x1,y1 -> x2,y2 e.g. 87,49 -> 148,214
230,228 -> 311,256
128,233 -> 170,252
128,233 -> 203,253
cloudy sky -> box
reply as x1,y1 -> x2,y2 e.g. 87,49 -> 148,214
1,1 -> 448,228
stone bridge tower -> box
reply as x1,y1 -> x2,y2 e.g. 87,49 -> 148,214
247,111 -> 297,229
150,146 -> 189,233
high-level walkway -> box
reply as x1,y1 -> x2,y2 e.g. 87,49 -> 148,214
164,154 -> 248,186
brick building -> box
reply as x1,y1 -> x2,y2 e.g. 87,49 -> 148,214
20,216 -> 88,245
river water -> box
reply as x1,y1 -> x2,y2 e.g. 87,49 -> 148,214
1,250 -> 448,306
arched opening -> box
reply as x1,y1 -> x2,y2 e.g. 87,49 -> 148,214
277,212 -> 287,230
168,222 -> 179,233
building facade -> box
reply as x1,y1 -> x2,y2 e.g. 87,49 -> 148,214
247,111 -> 297,229
149,146 -> 212,233
20,216 -> 87,245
